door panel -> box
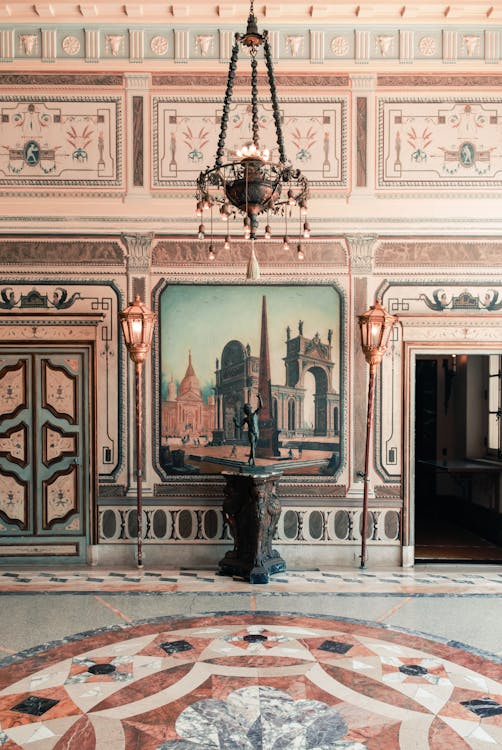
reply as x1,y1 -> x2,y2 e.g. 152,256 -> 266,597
0,347 -> 92,562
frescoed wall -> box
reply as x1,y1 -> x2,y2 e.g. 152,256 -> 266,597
0,3 -> 502,567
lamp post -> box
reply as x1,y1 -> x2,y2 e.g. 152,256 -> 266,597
357,299 -> 397,569
119,295 -> 157,568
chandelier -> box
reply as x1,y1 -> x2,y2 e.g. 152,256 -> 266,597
195,0 -> 310,278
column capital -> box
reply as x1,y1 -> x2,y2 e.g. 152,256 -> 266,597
346,234 -> 378,274
122,232 -> 154,272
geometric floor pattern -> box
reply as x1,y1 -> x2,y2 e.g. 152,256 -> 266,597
1,612 -> 502,749
2,567 -> 502,593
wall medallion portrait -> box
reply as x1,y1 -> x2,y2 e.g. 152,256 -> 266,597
158,285 -> 342,477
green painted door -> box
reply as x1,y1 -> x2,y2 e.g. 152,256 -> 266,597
0,347 -> 93,563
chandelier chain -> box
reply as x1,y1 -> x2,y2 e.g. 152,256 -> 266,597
264,33 -> 286,164
250,51 -> 259,149
215,35 -> 240,168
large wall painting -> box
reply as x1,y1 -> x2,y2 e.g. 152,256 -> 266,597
159,285 -> 342,477
153,97 -> 347,188
379,98 -> 502,187
0,96 -> 122,186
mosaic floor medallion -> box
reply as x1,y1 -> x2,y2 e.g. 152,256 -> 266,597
0,612 -> 501,749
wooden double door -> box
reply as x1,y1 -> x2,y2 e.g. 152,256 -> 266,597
0,346 -> 94,563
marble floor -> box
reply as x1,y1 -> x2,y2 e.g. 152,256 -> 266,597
0,565 -> 501,749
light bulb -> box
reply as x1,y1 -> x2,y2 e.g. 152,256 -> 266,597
300,201 -> 308,216
220,203 -> 230,221
283,236 -> 290,251
264,224 -> 271,239
208,244 -> 215,261
303,221 -> 311,239
297,244 -> 304,260
198,224 -> 205,240
224,236 -> 230,250
196,201 -> 203,217
287,189 -> 296,206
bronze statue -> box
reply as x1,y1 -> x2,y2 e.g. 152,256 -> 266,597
234,393 -> 263,465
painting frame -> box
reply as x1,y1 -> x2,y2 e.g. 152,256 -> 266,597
152,280 -> 346,491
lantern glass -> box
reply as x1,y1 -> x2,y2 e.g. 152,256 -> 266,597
119,295 -> 157,364
357,300 -> 397,366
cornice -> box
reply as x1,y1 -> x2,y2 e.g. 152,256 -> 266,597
0,3 -> 500,24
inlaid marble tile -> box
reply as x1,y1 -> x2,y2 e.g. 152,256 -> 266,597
0,612 -> 501,749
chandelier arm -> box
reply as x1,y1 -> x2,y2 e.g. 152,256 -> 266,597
215,34 -> 240,169
250,50 -> 259,149
263,31 -> 287,164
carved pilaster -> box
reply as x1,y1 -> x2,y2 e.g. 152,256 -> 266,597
122,233 -> 154,273
346,234 -> 378,275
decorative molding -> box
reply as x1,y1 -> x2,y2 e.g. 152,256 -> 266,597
356,97 -> 367,187
375,239 -> 502,267
346,235 -> 378,274
0,240 -> 124,264
98,504 -> 401,545
151,73 -> 350,87
152,239 -> 347,266
378,74 -> 502,87
122,232 -> 154,271
0,73 -> 123,85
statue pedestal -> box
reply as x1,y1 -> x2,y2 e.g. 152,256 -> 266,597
219,469 -> 286,584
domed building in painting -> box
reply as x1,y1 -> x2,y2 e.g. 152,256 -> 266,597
162,352 -> 215,442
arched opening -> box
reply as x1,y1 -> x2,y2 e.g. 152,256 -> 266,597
305,366 -> 329,435
287,399 -> 296,431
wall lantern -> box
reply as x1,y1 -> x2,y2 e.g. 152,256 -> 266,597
357,299 -> 397,569
119,294 -> 157,568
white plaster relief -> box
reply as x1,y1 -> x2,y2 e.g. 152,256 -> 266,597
346,235 -> 377,274
376,35 -> 394,58
122,232 -> 154,271
286,35 -> 303,57
62,35 -> 81,56
462,34 -> 480,58
195,34 -> 214,57
106,34 -> 123,56
19,34 -> 38,56
419,36 -> 437,56
331,36 -> 349,57
129,29 -> 144,62
151,35 -> 169,56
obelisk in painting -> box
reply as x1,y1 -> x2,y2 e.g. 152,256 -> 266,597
256,295 -> 280,458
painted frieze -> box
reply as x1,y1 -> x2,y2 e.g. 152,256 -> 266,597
153,97 -> 346,188
0,97 -> 122,187
379,98 -> 502,187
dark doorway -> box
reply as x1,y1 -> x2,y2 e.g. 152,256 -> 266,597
414,355 -> 502,563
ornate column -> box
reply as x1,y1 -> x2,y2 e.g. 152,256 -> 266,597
346,234 -> 379,495
219,470 -> 286,583
121,232 -> 156,493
